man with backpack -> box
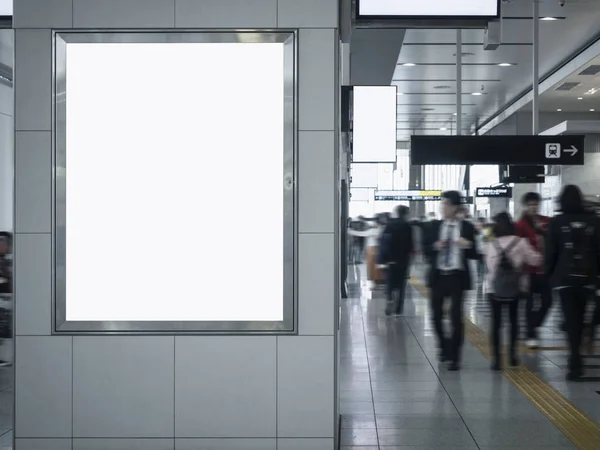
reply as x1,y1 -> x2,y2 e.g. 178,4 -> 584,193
515,192 -> 551,348
380,205 -> 413,317
546,185 -> 600,381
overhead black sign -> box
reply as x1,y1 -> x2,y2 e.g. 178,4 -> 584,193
476,187 -> 513,198
461,196 -> 474,205
411,135 -> 585,166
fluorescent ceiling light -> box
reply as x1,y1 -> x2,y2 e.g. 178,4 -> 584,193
591,109 -> 596,112
397,92 -> 404,95
402,63 -> 416,67
440,127 -> 448,131
498,63 -> 513,67
578,97 -> 583,100
540,17 -> 560,21
557,109 -> 562,112
471,92 -> 483,96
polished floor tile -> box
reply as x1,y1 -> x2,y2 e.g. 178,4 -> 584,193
340,262 -> 591,449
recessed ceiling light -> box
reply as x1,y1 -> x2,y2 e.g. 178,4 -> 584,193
440,127 -> 448,131
471,92 -> 483,96
557,109 -> 562,112
403,63 -> 416,67
498,63 -> 513,67
578,97 -> 583,100
453,113 -> 457,116
540,17 -> 560,21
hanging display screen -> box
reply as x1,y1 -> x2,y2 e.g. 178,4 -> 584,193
54,32 -> 296,333
357,0 -> 499,18
352,86 -> 397,163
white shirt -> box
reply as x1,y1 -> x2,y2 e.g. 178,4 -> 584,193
437,220 -> 463,271
348,226 -> 381,248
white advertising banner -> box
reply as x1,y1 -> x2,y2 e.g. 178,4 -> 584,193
61,38 -> 291,326
358,0 -> 499,17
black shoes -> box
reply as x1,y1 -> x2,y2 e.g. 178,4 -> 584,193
566,368 -> 583,381
438,349 -> 447,362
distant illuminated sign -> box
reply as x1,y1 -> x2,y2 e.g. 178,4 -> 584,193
374,190 -> 442,201
476,187 -> 513,198
357,0 -> 499,18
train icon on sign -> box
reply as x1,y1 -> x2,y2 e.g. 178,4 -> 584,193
545,143 -> 561,159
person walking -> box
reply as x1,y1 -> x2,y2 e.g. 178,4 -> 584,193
545,185 -> 600,381
380,205 -> 414,316
515,192 -> 551,348
424,191 -> 477,371
485,213 -> 541,371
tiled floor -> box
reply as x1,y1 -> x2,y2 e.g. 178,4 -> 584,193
339,262 -> 595,449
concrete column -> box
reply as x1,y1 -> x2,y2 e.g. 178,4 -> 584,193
13,1 -> 340,449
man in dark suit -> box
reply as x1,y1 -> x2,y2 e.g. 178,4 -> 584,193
380,205 -> 414,316
424,191 -> 477,371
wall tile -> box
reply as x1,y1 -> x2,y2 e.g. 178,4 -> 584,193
175,336 -> 276,438
176,439 -> 276,450
73,439 -> 174,450
15,337 -> 72,437
277,439 -> 335,450
299,29 -> 336,131
73,0 -> 175,28
278,336 -> 335,437
15,30 -> 51,131
14,0 -> 73,28
15,234 -> 52,335
298,132 -> 335,233
298,234 -> 335,335
175,0 -> 276,28
73,337 -> 174,437
15,132 -> 51,233
0,83 -> 13,116
278,0 -> 338,28
15,439 -> 72,450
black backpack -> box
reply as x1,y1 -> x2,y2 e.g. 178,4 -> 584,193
493,238 -> 520,299
560,221 -> 596,286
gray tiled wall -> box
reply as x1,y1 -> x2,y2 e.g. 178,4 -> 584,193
13,1 -> 339,449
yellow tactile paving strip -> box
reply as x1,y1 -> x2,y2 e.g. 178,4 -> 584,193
409,277 -> 600,450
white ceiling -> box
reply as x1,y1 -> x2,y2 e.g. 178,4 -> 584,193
393,0 -> 600,138
525,53 -> 600,112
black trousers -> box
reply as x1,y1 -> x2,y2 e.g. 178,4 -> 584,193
431,273 -> 464,363
526,273 -> 553,339
387,262 -> 409,314
560,288 -> 590,373
489,295 -> 518,364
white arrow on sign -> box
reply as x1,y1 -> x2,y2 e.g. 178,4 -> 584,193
565,145 -> 579,156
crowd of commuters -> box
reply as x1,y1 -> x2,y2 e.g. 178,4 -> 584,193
348,185 -> 600,380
